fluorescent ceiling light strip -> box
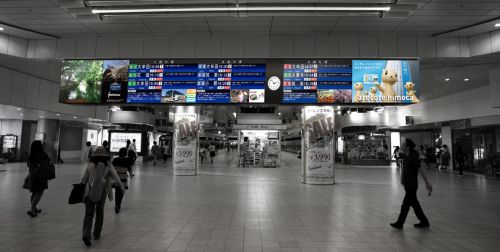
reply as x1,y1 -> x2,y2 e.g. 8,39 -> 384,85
92,6 -> 390,14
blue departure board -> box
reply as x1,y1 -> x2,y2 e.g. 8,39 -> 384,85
126,62 -> 266,104
283,61 -> 352,103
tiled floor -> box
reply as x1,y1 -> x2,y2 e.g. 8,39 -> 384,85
1,151 -> 500,251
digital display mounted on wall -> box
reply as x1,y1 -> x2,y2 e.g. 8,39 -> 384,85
60,58 -> 419,105
109,132 -> 142,153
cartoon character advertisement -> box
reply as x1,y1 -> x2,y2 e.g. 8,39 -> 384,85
173,111 -> 199,175
351,60 -> 420,103
302,106 -> 335,184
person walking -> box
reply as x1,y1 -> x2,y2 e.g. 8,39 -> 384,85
455,145 -> 468,178
151,141 -> 160,166
419,145 -> 430,169
82,141 -> 93,163
208,142 -> 216,164
441,145 -> 451,170
81,146 -> 125,247
434,145 -> 442,169
126,140 -> 136,177
394,146 -> 402,168
199,145 -> 207,164
24,141 -> 52,218
111,148 -> 131,213
391,139 -> 433,229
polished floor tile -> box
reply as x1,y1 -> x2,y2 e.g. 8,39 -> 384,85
0,151 -> 499,251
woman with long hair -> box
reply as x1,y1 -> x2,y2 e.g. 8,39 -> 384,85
25,140 -> 51,217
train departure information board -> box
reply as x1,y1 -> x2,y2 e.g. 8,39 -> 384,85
127,62 -> 266,104
283,61 -> 352,103
60,58 -> 419,105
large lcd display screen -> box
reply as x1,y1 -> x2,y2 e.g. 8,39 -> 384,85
282,59 -> 419,104
109,132 -> 142,153
60,58 -> 419,105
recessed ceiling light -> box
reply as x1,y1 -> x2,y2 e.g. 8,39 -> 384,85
17,108 -> 22,111
56,114 -> 60,116
444,78 -> 450,82
495,23 -> 500,27
464,78 -> 470,82
73,116 -> 77,119
0,27 -> 4,31
337,111 -> 341,115
20,114 -> 23,116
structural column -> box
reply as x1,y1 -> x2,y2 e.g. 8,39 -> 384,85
301,106 -> 335,184
172,106 -> 200,176
36,119 -> 60,162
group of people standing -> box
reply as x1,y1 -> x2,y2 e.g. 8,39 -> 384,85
199,142 -> 217,164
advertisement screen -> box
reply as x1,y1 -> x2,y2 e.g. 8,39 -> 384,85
352,60 -> 419,103
61,58 -> 419,105
109,132 -> 142,153
60,60 -> 104,104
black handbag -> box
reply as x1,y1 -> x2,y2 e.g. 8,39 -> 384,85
68,183 -> 85,204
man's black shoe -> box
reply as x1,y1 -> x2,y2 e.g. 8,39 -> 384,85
83,237 -> 92,247
413,222 -> 430,228
390,222 -> 403,229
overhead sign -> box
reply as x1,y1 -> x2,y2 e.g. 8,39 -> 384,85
60,58 -> 419,105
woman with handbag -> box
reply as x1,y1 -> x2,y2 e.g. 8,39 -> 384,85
24,140 -> 51,218
81,146 -> 125,247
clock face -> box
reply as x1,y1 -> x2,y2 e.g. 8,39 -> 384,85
268,76 -> 281,91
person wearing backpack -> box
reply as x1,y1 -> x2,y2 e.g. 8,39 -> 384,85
126,140 -> 136,177
81,146 -> 125,247
24,141 -> 52,217
111,148 -> 131,213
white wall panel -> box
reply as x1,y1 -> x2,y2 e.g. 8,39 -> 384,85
244,35 -> 269,58
7,36 -> 28,58
359,35 -> 378,57
56,38 -> 77,59
196,36 -> 222,58
119,37 -> 143,58
24,76 -> 39,108
75,37 -> 96,58
96,37 -> 119,58
0,81 -> 11,104
170,36 -> 195,57
459,37 -> 471,57
37,80 -> 52,111
10,72 -> 27,107
470,33 -> 492,56
221,35 -> 244,57
378,34 -> 397,57
0,34 -> 8,55
0,66 -> 13,83
417,36 -> 436,57
293,36 -> 315,57
315,36 -> 339,57
339,35 -> 359,57
491,30 -> 500,53
26,40 -> 36,58
50,84 -> 60,112
34,40 -> 56,59
143,37 -> 169,58
436,38 -> 460,57
397,35 -> 417,57
270,36 -> 293,57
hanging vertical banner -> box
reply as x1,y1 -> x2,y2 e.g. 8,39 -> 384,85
302,106 -> 335,184
173,107 -> 199,175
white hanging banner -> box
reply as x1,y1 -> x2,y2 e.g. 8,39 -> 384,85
173,107 -> 199,176
302,106 -> 335,184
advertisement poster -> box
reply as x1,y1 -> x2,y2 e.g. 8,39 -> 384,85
173,110 -> 199,175
302,106 -> 335,184
109,132 -> 142,153
352,60 -> 419,103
